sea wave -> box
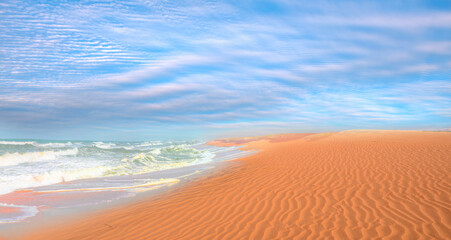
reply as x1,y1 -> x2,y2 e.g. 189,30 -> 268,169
148,148 -> 161,155
111,146 -> 214,175
33,142 -> 73,148
137,141 -> 162,147
0,140 -> 255,225
0,140 -> 75,148
0,141 -> 225,196
93,142 -> 116,149
0,148 -> 79,167
92,142 -> 134,150
0,141 -> 35,145
0,166 -> 110,195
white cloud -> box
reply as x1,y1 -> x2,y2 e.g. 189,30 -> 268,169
1,0 -> 450,137
416,41 -> 451,54
305,12 -> 451,30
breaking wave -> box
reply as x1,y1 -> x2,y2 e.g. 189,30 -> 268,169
0,140 -> 248,196
0,141 -> 214,194
0,140 -> 74,148
33,142 -> 74,148
0,139 -> 256,225
0,148 -> 79,167
0,141 -> 35,146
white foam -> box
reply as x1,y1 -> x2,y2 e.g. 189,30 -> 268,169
0,141 -> 242,198
33,142 -> 73,148
93,142 -> 116,149
0,141 -> 255,225
0,141 -> 35,145
92,142 -> 135,150
0,148 -> 79,167
0,203 -> 38,223
0,166 -> 110,195
138,141 -> 161,147
30,166 -> 110,187
148,148 -> 161,155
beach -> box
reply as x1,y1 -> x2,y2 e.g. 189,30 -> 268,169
13,130 -> 451,239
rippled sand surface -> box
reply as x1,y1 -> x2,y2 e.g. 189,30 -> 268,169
20,130 -> 451,240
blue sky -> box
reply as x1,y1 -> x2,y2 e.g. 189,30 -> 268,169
0,0 -> 450,140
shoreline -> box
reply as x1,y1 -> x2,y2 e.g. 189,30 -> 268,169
1,160 -> 243,239
7,130 -> 451,239
0,144 -> 256,239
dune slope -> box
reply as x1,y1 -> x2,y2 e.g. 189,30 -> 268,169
21,130 -> 451,239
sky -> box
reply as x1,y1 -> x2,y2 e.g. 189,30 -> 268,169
0,0 -> 450,140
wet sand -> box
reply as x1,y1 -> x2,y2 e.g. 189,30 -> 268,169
16,130 -> 451,239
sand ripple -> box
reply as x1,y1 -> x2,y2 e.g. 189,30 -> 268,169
19,130 -> 451,239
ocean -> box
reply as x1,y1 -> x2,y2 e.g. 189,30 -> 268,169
0,139 -> 253,224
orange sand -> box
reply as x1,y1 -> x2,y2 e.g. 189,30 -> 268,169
18,130 -> 451,239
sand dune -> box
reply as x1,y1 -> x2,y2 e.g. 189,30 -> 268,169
20,130 -> 451,239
